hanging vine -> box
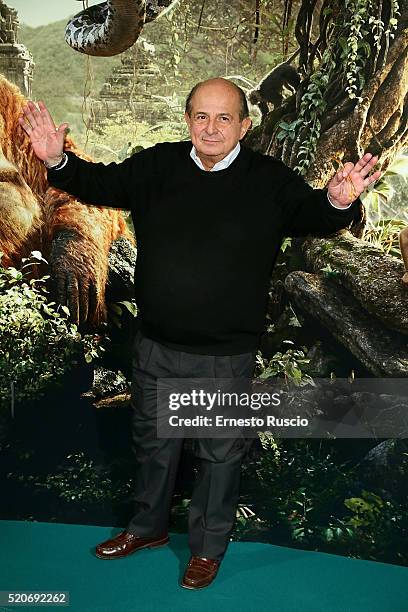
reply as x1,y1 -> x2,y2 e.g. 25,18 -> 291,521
270,0 -> 401,177
80,0 -> 96,152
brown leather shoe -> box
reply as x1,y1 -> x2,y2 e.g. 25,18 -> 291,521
180,556 -> 220,589
95,530 -> 169,559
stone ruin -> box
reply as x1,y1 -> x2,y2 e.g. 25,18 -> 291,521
0,0 -> 34,97
89,40 -> 175,129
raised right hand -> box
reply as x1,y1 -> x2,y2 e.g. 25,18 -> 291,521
18,100 -> 69,164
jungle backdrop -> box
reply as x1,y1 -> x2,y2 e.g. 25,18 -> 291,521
0,0 -> 407,567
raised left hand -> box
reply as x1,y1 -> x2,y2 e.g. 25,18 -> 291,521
328,152 -> 382,207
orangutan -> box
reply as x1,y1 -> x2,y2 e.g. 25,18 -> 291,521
0,74 -> 134,328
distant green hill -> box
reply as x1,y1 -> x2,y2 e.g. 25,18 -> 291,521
19,20 -> 122,136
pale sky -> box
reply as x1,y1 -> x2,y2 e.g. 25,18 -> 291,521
5,1 -> 100,28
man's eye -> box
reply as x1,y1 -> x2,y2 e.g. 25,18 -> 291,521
220,116 -> 230,122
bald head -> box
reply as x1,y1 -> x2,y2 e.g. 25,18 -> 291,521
185,78 -> 249,121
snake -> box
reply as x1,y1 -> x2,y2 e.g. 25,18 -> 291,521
64,0 -> 179,56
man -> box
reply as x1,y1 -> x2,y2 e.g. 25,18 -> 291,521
19,78 -> 381,590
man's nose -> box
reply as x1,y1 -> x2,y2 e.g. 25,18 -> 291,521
205,118 -> 218,134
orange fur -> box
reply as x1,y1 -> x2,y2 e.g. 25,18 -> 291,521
0,75 -> 134,326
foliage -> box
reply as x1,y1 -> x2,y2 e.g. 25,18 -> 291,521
342,0 -> 372,100
0,251 -> 104,411
255,340 -> 313,386
84,110 -> 188,164
7,451 -> 133,504
355,153 -> 408,255
37,452 -> 132,504
239,436 -> 408,564
276,0 -> 400,175
108,299 -> 138,330
363,218 -> 406,258
320,263 -> 341,278
290,56 -> 331,175
280,236 -> 292,253
361,152 -> 408,226
319,488 -> 407,563
150,0 -> 295,88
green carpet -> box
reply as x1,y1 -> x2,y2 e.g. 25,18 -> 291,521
0,520 -> 406,611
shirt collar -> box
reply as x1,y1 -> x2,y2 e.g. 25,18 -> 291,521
190,141 -> 241,171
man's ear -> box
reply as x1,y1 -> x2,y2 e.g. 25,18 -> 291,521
240,117 -> 252,138
184,112 -> 191,128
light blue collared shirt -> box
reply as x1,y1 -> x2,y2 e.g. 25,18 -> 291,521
190,142 -> 240,172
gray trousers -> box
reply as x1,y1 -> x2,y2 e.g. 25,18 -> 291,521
126,329 -> 256,561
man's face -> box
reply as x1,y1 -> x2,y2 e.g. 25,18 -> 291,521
184,81 -> 251,168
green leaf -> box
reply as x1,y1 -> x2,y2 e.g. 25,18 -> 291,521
60,305 -> 71,317
117,300 -> 138,317
30,251 -> 48,263
324,528 -> 334,541
383,155 -> 408,181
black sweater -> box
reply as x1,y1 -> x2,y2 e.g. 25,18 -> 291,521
47,140 -> 360,355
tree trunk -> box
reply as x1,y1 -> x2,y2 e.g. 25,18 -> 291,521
246,1 -> 408,206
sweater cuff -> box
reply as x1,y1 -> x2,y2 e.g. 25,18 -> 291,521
46,150 -> 78,186
327,191 -> 353,209
44,152 -> 68,170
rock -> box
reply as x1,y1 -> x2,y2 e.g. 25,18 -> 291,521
0,2 -> 34,96
355,439 -> 408,496
304,340 -> 341,377
284,270 -> 408,376
83,366 -> 130,401
252,376 -> 408,440
301,231 -> 408,335
107,235 -> 137,301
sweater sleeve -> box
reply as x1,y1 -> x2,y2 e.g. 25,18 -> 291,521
274,159 -> 361,237
46,145 -> 159,210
